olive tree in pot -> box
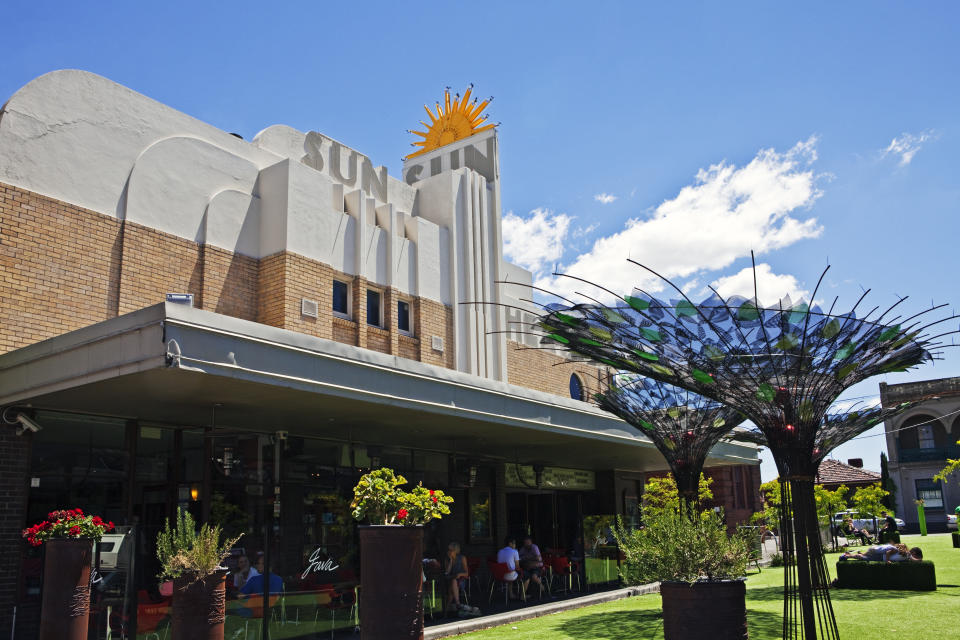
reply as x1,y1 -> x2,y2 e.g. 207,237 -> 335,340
614,480 -> 751,640
351,468 -> 453,640
157,508 -> 241,640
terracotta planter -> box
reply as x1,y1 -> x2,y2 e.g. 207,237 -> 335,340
661,579 -> 747,640
359,525 -> 424,640
171,570 -> 228,640
39,537 -> 94,640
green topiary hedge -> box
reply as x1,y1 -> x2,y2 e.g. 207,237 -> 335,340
835,560 -> 936,591
878,531 -> 900,544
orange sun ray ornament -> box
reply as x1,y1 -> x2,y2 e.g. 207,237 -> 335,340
406,84 -> 496,159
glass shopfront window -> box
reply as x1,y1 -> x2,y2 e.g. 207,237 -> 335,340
21,414 -> 491,638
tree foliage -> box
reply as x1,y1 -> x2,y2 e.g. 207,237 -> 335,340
613,508 -> 750,585
641,473 -> 713,519
850,483 -> 890,520
933,440 -> 960,486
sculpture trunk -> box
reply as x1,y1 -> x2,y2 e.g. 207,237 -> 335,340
778,479 -> 839,640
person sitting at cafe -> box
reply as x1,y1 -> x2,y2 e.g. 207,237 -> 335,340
496,536 -> 521,597
518,535 -> 544,594
444,542 -> 478,616
240,552 -> 284,595
232,554 -> 259,589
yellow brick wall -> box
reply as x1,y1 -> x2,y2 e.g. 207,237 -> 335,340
202,244 -> 258,321
117,222 -> 203,315
0,184 -> 121,353
1,182 -> 602,405
506,340 -> 608,400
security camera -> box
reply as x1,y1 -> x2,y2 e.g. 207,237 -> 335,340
15,413 -> 42,435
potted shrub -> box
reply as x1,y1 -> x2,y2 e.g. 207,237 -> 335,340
156,507 -> 241,640
614,494 -> 750,640
22,508 -> 114,640
351,468 -> 453,640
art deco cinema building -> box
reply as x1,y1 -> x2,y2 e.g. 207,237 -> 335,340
0,71 -> 759,637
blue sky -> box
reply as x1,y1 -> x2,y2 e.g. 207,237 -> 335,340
3,2 -> 958,480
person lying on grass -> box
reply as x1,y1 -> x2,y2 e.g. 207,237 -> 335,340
840,543 -> 922,563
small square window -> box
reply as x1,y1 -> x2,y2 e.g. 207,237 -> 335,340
333,280 -> 349,317
398,300 -> 411,334
366,290 -> 382,327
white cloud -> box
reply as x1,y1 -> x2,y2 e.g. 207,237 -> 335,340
883,130 -> 938,166
710,263 -> 809,305
539,137 -> 824,300
502,208 -> 572,275
573,224 -> 598,239
594,193 -> 617,204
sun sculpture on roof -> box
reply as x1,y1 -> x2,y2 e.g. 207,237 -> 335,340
598,376 -> 745,509
530,257 -> 956,640
405,85 -> 495,159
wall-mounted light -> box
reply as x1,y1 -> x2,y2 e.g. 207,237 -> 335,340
190,485 -> 199,501
533,464 -> 545,489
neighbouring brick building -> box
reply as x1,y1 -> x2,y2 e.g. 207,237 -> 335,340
0,70 -> 760,638
815,458 -> 882,491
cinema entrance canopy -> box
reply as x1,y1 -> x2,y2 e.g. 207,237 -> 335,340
0,302 -> 755,470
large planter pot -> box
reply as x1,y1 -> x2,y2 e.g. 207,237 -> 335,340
359,525 -> 424,640
171,570 -> 228,640
661,579 -> 747,640
39,537 -> 94,640
952,532 -> 959,548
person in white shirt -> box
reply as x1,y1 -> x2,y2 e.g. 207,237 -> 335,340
840,544 -> 922,563
496,536 -> 520,594
232,554 -> 260,588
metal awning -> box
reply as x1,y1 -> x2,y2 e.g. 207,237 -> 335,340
0,303 -> 758,471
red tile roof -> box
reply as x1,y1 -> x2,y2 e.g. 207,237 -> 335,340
815,459 -> 881,487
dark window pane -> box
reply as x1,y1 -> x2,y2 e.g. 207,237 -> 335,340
333,281 -> 348,315
398,301 -> 410,333
569,374 -> 583,401
366,290 -> 381,327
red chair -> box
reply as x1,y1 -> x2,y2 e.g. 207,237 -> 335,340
550,556 -> 582,593
487,562 -> 524,605
460,555 -> 482,605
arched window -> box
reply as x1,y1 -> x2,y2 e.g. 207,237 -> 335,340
898,414 -> 938,450
569,374 -> 584,401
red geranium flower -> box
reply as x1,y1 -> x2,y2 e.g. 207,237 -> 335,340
397,508 -> 408,520
429,490 -> 435,496
432,496 -> 438,503
68,526 -> 81,536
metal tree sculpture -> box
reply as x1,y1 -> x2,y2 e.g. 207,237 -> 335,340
597,375 -> 745,508
532,261 -> 956,640
732,400 -> 917,462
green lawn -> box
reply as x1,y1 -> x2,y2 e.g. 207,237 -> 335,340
457,533 -> 960,639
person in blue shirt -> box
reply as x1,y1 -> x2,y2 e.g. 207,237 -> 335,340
240,553 -> 283,595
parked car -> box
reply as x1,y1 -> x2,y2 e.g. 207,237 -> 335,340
948,513 -> 957,530
831,510 -> 905,534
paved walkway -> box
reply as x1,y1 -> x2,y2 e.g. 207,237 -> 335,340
423,583 -> 660,639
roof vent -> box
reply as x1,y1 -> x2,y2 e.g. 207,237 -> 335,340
301,298 -> 319,318
847,458 -> 863,468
